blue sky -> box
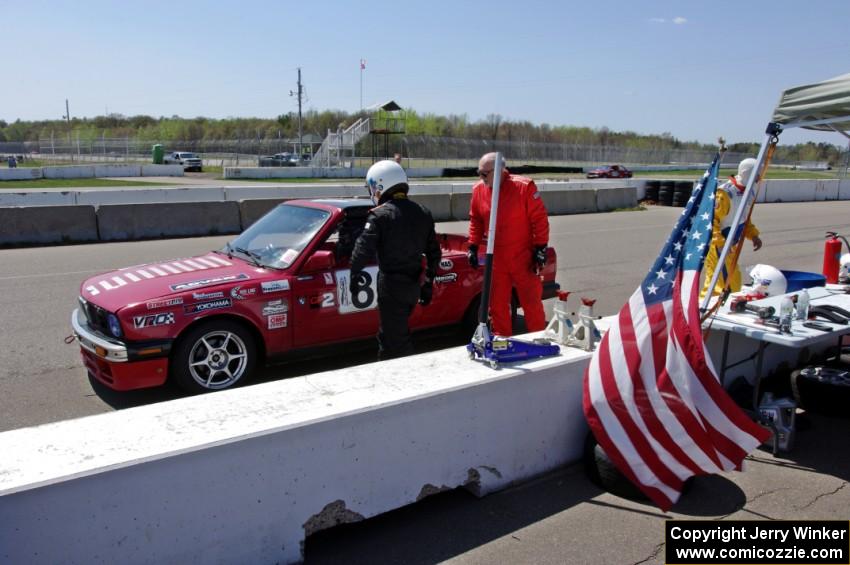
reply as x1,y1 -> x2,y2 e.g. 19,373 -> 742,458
2,0 -> 849,146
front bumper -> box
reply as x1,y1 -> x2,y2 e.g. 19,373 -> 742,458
71,309 -> 171,391
72,308 -> 128,362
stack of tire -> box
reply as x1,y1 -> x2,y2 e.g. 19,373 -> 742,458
657,180 -> 675,206
672,181 -> 694,207
643,180 -> 660,203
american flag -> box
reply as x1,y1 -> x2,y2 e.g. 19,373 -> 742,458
582,154 -> 770,511
360,58 -> 366,70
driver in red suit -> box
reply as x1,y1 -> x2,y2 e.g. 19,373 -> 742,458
467,153 -> 550,336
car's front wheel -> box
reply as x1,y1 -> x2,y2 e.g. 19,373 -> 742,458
171,319 -> 257,393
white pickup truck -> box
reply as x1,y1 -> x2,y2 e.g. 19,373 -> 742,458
163,151 -> 203,172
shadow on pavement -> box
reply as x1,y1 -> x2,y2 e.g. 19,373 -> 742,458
305,464 -> 598,565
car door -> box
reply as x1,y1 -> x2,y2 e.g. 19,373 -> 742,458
291,242 -> 380,348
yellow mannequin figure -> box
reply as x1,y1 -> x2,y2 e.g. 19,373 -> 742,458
701,158 -> 764,298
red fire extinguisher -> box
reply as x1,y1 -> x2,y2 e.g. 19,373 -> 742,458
823,231 -> 847,283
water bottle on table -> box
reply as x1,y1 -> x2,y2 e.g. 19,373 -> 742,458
795,288 -> 810,321
779,295 -> 794,333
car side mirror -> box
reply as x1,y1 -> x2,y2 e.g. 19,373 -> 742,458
302,250 -> 335,272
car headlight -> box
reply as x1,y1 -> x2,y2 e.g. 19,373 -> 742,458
107,314 -> 123,338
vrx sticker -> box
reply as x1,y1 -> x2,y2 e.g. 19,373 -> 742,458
133,312 -> 175,328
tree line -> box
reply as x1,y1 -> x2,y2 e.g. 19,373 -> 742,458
0,110 -> 844,165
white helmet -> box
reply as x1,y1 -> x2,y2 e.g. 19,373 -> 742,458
365,160 -> 408,204
748,264 -> 787,296
839,253 -> 850,282
736,158 -> 758,186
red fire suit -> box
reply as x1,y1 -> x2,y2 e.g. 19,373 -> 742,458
468,172 -> 550,336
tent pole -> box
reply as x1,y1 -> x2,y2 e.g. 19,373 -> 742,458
700,123 -> 780,312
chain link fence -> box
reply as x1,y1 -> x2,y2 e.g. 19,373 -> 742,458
0,134 -> 846,173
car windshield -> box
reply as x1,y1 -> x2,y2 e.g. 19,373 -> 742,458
180,153 -> 198,158
223,204 -> 330,269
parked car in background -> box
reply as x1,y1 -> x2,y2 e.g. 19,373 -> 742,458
71,198 -> 560,393
586,164 -> 633,179
259,152 -> 296,167
163,151 -> 203,172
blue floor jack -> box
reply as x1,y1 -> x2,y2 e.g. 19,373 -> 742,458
466,152 -> 560,369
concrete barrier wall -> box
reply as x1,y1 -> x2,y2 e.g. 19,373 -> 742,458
540,188 -> 597,214
0,191 -> 76,207
410,193 -> 452,221
756,179 -> 844,203
141,164 -> 183,176
0,164 -> 182,181
239,198 -> 293,229
97,201 -> 241,241
596,186 -> 637,211
0,341 -> 591,565
224,184 -> 360,201
43,165 -> 96,179
93,164 -> 141,177
0,168 -> 43,181
223,166 -> 444,180
451,191 -> 472,220
5,179 -> 847,246
0,206 -> 98,246
75,186 -> 227,206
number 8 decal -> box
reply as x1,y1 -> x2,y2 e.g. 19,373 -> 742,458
351,271 -> 374,309
336,266 -> 379,314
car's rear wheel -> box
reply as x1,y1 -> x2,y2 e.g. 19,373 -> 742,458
171,319 -> 257,393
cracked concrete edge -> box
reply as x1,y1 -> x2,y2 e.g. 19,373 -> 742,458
302,499 -> 365,538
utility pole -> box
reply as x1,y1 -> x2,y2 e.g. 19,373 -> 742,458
290,68 -> 304,157
64,99 -> 71,159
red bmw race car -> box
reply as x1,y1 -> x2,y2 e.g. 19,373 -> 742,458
586,164 -> 633,179
72,199 -> 559,393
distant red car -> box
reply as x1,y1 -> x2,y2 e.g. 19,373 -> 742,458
586,165 -> 633,179
72,199 -> 559,393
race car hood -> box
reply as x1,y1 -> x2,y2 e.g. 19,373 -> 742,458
80,252 -> 259,312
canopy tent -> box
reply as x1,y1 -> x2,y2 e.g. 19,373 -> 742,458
771,73 -> 850,136
701,72 -> 850,311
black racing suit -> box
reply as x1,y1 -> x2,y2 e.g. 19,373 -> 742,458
350,192 -> 441,360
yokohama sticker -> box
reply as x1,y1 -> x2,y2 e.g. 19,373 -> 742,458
184,298 -> 233,314
133,312 -> 175,328
268,313 -> 288,329
170,273 -> 248,292
261,279 -> 290,293
435,273 -> 458,284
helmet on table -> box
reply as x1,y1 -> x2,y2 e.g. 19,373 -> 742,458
748,264 -> 786,296
365,160 -> 408,205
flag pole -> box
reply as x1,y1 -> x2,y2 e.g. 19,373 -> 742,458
359,59 -> 365,112
699,123 -> 781,312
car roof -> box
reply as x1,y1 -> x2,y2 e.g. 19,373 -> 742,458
285,198 -> 373,211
